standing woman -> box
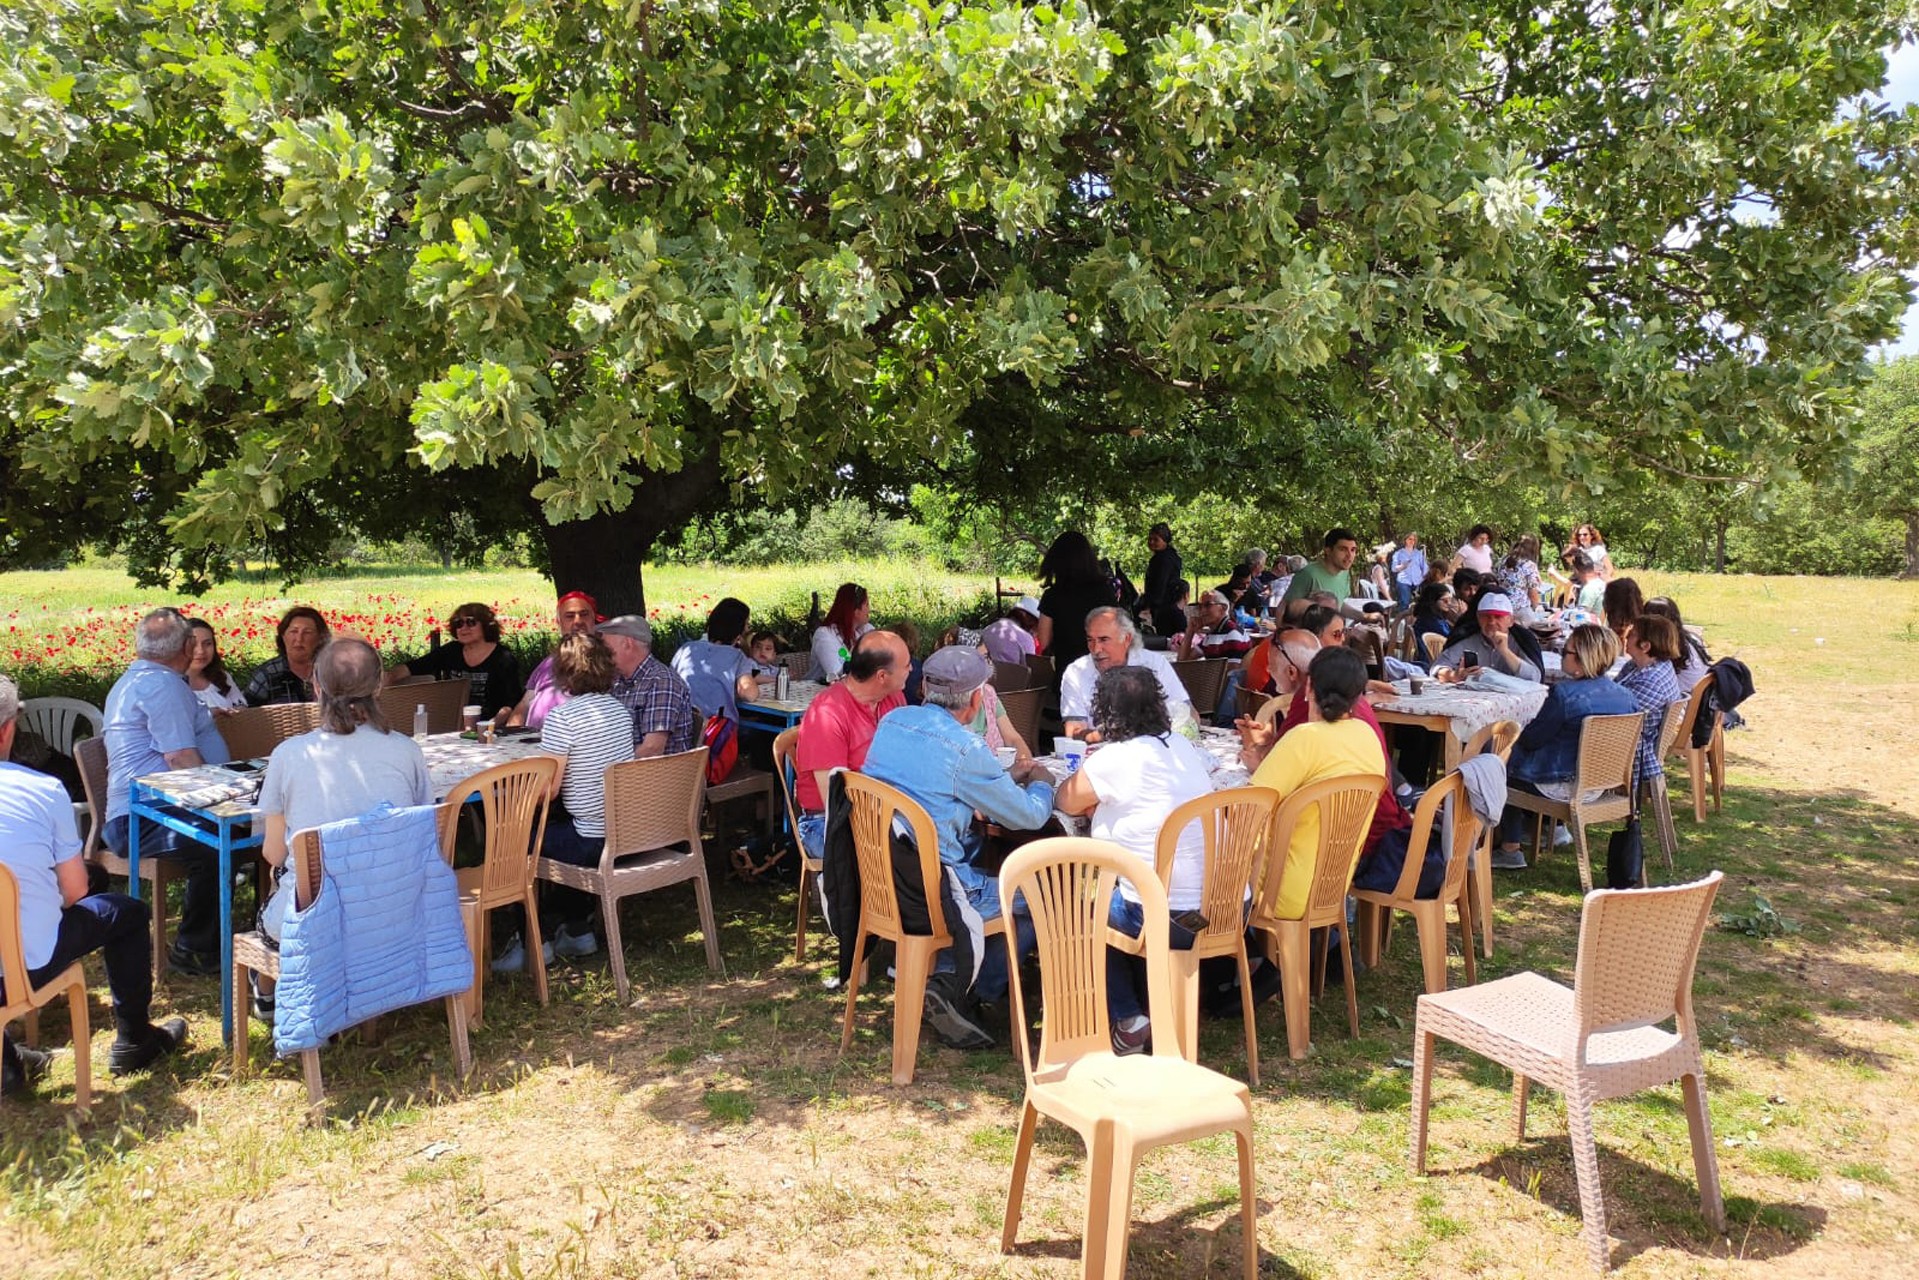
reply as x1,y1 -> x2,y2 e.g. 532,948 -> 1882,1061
1137,522 -> 1184,628
1563,523 -> 1613,578
1033,530 -> 1119,675
185,619 -> 246,712
1498,534 -> 1545,613
245,607 -> 330,705
807,583 -> 872,682
384,601 -> 524,721
1453,524 -> 1496,575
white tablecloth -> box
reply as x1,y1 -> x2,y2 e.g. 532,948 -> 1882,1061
741,679 -> 827,717
1373,679 -> 1548,744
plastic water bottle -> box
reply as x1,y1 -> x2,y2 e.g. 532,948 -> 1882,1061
413,703 -> 429,741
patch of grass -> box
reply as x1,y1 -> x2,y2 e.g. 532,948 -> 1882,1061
700,1088 -> 756,1125
1750,1148 -> 1822,1182
1838,1160 -> 1897,1187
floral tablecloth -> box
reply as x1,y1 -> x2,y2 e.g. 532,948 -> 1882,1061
1373,679 -> 1548,744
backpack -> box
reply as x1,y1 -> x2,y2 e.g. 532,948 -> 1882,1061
701,713 -> 738,785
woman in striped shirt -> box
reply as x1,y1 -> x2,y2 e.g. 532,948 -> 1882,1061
535,632 -> 635,960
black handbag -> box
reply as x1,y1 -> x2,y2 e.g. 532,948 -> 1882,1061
1605,763 -> 1645,890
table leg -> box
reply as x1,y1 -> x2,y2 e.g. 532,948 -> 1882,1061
219,824 -> 235,1045
127,796 -> 142,902
1445,733 -> 1463,774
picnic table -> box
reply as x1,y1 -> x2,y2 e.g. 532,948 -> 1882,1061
1372,678 -> 1548,771
127,733 -> 549,1043
739,679 -> 827,735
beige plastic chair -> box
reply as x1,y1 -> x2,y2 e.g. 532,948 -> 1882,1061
445,755 -> 561,1023
996,687 -> 1043,754
0,863 -> 90,1116
376,676 -> 471,735
75,736 -> 183,979
232,815 -> 473,1117
991,659 -> 1033,692
1646,699 -> 1688,870
1458,720 -> 1521,960
836,771 -> 1001,1085
19,696 -> 102,755
1353,772 -> 1482,995
1502,712 -> 1644,892
217,702 -> 320,760
1170,658 -> 1229,717
997,837 -> 1258,1280
537,748 -> 722,1004
1252,693 -> 1287,730
1110,786 -> 1280,1084
1668,673 -> 1725,822
1422,632 -> 1446,664
772,729 -> 821,963
1249,774 -> 1387,1060
1023,653 -> 1055,687
1411,871 -> 1726,1273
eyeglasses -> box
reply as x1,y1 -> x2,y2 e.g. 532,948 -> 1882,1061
452,616 -> 483,628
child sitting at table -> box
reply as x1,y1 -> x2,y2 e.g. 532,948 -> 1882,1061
746,631 -> 783,679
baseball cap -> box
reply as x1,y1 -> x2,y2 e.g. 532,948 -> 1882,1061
596,614 -> 653,642
1476,592 -> 1515,616
1013,595 -> 1041,618
921,645 -> 991,699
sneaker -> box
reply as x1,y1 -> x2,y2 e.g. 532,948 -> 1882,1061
490,932 -> 555,973
248,972 -> 275,1021
1554,823 -> 1574,847
1490,845 -> 1529,871
2,1037 -> 54,1097
166,943 -> 219,977
108,1017 -> 189,1076
1111,1015 -> 1151,1056
551,924 -> 601,959
921,977 -> 995,1051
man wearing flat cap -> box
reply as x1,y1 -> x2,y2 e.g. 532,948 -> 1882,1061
860,645 -> 1057,1048
597,614 -> 701,755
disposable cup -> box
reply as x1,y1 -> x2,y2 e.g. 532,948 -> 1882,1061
462,705 -> 481,732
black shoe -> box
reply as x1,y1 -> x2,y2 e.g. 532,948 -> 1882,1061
1247,957 -> 1285,1006
109,1018 -> 190,1076
167,943 -> 219,977
2,1038 -> 54,1097
922,978 -> 995,1051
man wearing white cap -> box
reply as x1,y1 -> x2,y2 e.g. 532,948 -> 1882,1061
1434,593 -> 1542,684
981,597 -> 1041,665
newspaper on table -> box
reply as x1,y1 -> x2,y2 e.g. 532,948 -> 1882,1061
135,765 -> 263,815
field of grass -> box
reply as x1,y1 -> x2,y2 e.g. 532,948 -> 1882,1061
3,567 -> 1917,1279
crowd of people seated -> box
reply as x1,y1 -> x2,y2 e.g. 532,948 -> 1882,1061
3,514 -> 1735,1095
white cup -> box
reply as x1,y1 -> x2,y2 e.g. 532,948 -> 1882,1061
994,746 -> 1018,769
1056,737 -> 1087,771
462,705 -> 481,732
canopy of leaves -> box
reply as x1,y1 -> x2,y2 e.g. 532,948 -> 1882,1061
2,0 -> 1916,593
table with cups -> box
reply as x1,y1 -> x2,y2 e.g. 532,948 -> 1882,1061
1031,727 -> 1253,835
1371,677 -> 1548,771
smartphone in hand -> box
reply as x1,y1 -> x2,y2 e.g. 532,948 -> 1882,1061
1461,650 -> 1480,672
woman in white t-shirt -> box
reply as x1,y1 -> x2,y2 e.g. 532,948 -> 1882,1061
1056,665 -> 1216,1054
806,582 -> 874,681
185,619 -> 247,712
1453,524 -> 1496,575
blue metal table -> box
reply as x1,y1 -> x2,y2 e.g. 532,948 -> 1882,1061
737,680 -> 824,737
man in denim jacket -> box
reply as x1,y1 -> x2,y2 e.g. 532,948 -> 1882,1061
863,646 -> 1056,1046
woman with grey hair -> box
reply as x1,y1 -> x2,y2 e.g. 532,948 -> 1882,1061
256,638 -> 431,961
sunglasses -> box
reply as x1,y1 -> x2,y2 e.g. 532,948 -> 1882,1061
452,616 -> 483,628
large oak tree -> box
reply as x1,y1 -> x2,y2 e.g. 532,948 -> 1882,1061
4,0 -> 1915,609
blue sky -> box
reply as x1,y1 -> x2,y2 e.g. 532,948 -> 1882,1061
1874,41 -> 1919,356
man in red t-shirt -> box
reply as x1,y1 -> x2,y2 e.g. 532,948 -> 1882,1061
794,630 -> 910,859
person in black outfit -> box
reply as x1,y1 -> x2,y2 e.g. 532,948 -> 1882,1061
1036,532 -> 1118,704
1136,522 -> 1183,630
383,601 -> 525,720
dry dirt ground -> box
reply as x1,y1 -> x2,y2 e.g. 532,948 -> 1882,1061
4,573 -> 1917,1279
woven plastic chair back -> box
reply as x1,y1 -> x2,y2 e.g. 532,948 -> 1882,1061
1575,713 -> 1644,799
288,827 -> 326,910
218,703 -> 320,760
999,837 -> 1179,1078
1235,684 -> 1271,720
75,735 -> 110,858
991,660 -> 1032,692
1655,698 -> 1688,760
445,756 -> 561,904
1422,632 -> 1446,663
19,697 -> 102,755
1023,653 -> 1055,685
1155,787 -> 1280,949
376,676 -> 471,735
778,651 -> 813,682
1262,774 -> 1386,926
1170,659 -> 1229,716
840,772 -> 948,949
1574,871 -> 1723,1040
602,748 -> 707,861
771,728 -> 804,843
995,687 -> 1043,751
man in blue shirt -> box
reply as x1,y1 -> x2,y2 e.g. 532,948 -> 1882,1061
0,676 -> 188,1095
100,608 -> 232,974
862,646 -> 1056,1048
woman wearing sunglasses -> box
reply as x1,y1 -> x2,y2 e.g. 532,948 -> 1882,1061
383,601 -> 525,721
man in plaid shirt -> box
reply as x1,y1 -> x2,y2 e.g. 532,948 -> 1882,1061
597,616 -> 700,757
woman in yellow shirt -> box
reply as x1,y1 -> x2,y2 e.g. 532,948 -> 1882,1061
1249,647 -> 1385,919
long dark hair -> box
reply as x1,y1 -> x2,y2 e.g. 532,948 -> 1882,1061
1412,582 -> 1450,622
1644,597 -> 1711,678
1039,530 -> 1104,587
1306,646 -> 1366,721
1602,578 -> 1645,636
821,583 -> 868,646
186,619 -> 233,696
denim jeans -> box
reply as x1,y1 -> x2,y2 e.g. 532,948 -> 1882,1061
538,815 -> 606,934
1499,778 -> 1551,847
103,814 -> 219,957
797,813 -> 826,863
1105,894 -> 1199,1022
1395,581 -> 1416,610
935,875 -> 1035,1003
4,894 -> 154,1042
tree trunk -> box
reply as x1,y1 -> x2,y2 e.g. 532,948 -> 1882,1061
1713,517 -> 1728,574
1904,512 -> 1919,579
535,442 -> 726,617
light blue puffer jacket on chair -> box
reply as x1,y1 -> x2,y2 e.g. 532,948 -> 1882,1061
274,803 -> 473,1056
